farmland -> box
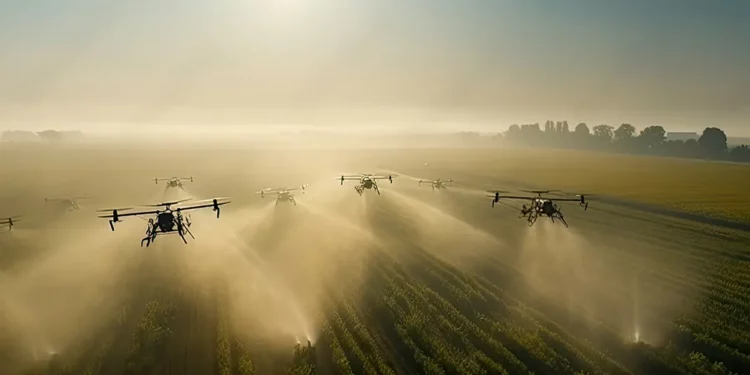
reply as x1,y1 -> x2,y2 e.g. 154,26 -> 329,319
1,144 -> 749,375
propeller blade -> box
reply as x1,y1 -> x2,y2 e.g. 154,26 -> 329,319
521,189 -> 560,194
144,198 -> 193,207
96,207 -> 133,212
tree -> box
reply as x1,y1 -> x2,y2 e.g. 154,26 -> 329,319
638,125 -> 666,151
729,144 -> 750,162
562,121 -> 569,133
555,121 -> 563,132
592,125 -> 614,140
683,139 -> 701,158
698,127 -> 728,158
37,130 -> 63,142
662,140 -> 685,156
544,121 -> 554,132
575,123 -> 590,135
614,124 -> 636,141
1,130 -> 40,142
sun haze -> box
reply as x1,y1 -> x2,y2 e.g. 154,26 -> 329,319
2,2 -> 750,375
1,0 -> 749,134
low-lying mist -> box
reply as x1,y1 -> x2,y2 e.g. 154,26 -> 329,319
0,145 -> 712,373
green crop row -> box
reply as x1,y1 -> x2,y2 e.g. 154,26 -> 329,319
124,301 -> 176,374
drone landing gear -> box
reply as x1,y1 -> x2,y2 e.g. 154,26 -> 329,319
142,220 -> 156,247
527,214 -> 537,227
176,217 -> 195,244
374,184 -> 381,195
549,212 -> 568,228
291,198 -> 297,206
355,186 -> 364,196
141,232 -> 156,247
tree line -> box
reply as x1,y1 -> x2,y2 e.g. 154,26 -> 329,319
503,121 -> 750,162
1,130 -> 85,142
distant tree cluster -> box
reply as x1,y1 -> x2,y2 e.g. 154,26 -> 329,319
0,130 -> 85,143
504,121 -> 750,162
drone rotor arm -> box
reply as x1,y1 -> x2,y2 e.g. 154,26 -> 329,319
98,209 -> 158,219
551,198 -> 583,202
177,201 -> 231,213
496,195 -> 536,201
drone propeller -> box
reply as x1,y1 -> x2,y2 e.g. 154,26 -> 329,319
8,216 -> 21,224
521,189 -> 559,195
1,216 -> 22,229
144,198 -> 193,207
96,208 -> 133,231
96,207 -> 134,213
486,190 -> 510,194
189,197 -> 231,204
576,194 -> 590,210
483,190 -> 511,207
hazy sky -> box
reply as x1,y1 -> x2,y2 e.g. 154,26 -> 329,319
1,0 -> 749,134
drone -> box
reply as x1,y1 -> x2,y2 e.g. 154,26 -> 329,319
418,178 -> 454,190
257,185 -> 308,206
0,216 -> 20,231
97,197 -> 230,247
488,189 -> 588,228
154,177 -> 194,189
339,174 -> 396,195
45,195 -> 90,211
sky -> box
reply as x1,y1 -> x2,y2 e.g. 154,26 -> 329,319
0,0 -> 749,135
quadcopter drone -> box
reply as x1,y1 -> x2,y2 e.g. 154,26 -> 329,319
418,178 -> 454,190
0,216 -> 20,231
45,195 -> 91,211
97,197 -> 230,247
488,189 -> 588,228
154,177 -> 194,190
338,174 -> 396,195
257,185 -> 308,206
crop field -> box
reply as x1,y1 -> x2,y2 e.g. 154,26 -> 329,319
1,144 -> 750,375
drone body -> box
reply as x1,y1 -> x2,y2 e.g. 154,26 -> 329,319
97,197 -> 230,247
258,185 -> 308,206
339,174 -> 395,195
418,178 -> 453,190
488,190 -> 588,228
155,177 -> 194,190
